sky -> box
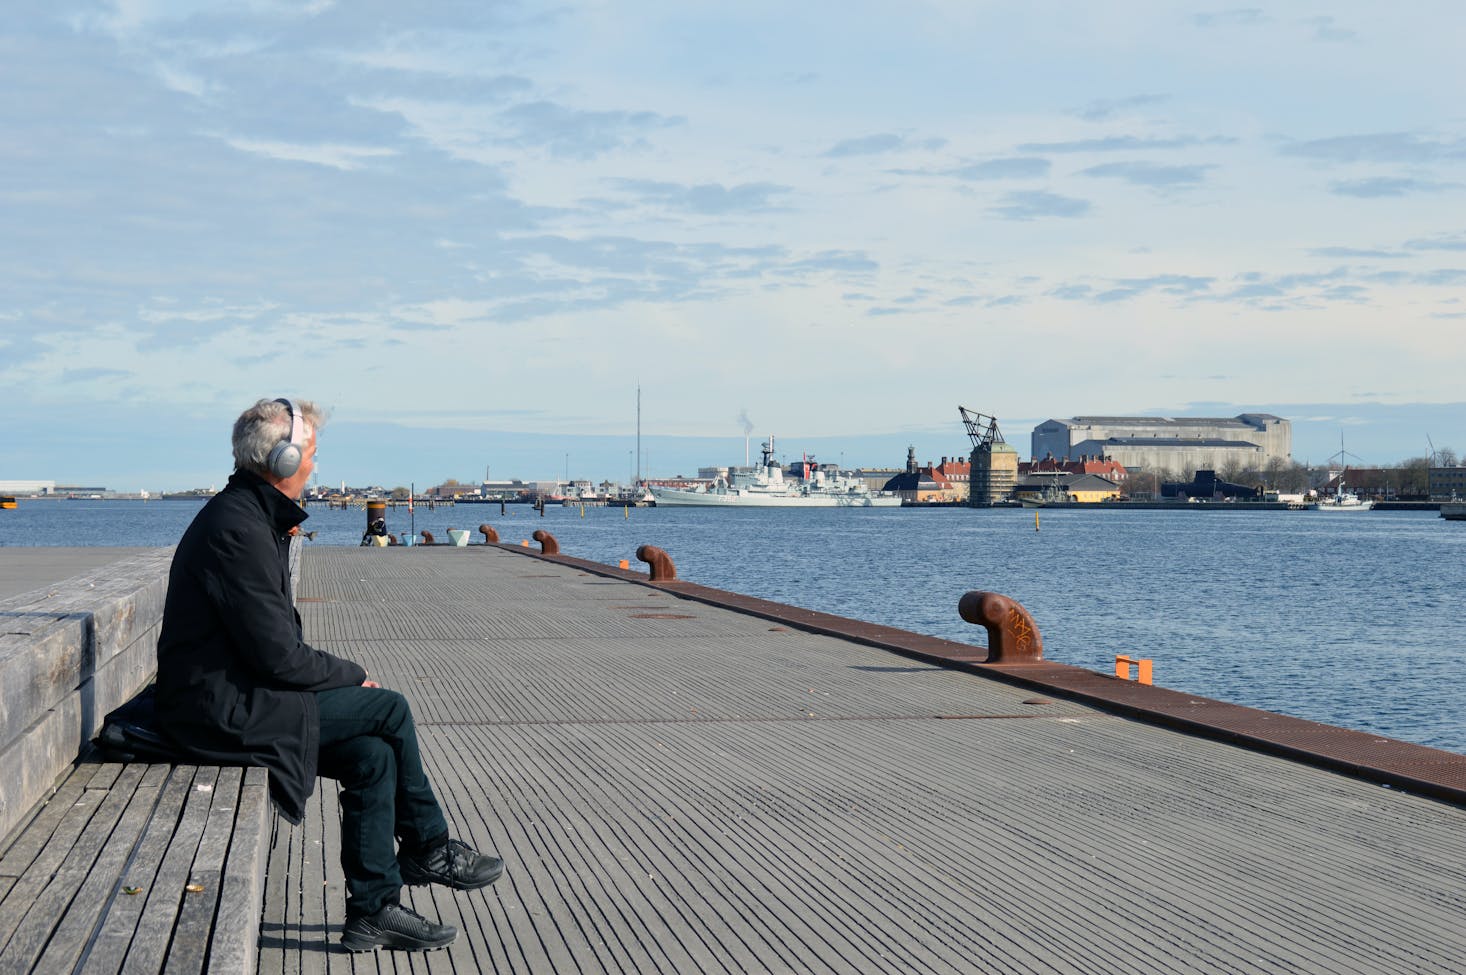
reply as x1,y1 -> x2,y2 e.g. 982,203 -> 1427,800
4,1 -> 1465,491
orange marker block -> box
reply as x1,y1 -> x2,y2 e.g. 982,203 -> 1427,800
1115,654 -> 1154,685
619,559 -> 629,569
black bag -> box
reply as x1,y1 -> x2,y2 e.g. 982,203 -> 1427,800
93,684 -> 182,763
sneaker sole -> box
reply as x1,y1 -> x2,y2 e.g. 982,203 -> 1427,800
402,859 -> 505,891
341,934 -> 454,953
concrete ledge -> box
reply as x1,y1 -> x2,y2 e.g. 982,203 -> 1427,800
0,549 -> 171,845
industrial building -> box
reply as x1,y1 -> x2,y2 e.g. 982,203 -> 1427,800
1031,414 -> 1291,472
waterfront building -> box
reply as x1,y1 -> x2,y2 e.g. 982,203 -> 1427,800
0,480 -> 56,496
1014,472 -> 1121,504
970,440 -> 1019,506
1032,414 -> 1291,472
882,449 -> 970,503
1429,466 -> 1466,499
1020,455 -> 1128,484
852,467 -> 903,494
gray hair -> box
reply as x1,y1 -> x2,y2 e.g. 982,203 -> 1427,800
232,398 -> 327,476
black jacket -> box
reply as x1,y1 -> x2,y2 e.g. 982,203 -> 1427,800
155,469 -> 365,823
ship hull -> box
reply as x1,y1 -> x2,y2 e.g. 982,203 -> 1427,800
649,487 -> 900,508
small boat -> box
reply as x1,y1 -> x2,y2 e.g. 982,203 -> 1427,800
1307,437 -> 1373,511
1306,485 -> 1373,511
0,496 -> 15,510
1441,502 -> 1466,521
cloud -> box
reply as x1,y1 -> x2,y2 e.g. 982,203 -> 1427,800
1048,275 -> 1214,303
498,101 -> 683,159
1329,177 -> 1456,198
365,96 -> 684,162
153,61 -> 216,99
1308,246 -> 1407,259
822,133 -> 946,158
1017,134 -> 1234,153
949,157 -> 1050,180
1417,269 -> 1466,286
1072,94 -> 1169,122
1305,16 -> 1356,42
1035,265 -> 1466,310
1404,233 -> 1466,252
1081,161 -> 1214,188
782,251 -> 879,274
221,136 -> 397,170
138,299 -> 278,324
58,367 -> 131,384
990,191 -> 1090,221
605,179 -> 791,214
1281,132 -> 1466,163
1191,9 -> 1269,28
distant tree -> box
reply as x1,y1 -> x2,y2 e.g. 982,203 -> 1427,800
1217,459 -> 1247,483
1397,457 -> 1430,497
441,478 -> 462,487
1437,447 -> 1459,468
1260,458 -> 1310,494
390,486 -> 411,500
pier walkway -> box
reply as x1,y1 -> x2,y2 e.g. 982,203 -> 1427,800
264,544 -> 1466,974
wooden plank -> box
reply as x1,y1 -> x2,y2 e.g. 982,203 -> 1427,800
255,797 -> 291,975
162,766 -> 242,975
30,765 -> 169,975
0,775 -> 105,954
0,767 -> 90,879
78,765 -> 193,975
119,767 -> 219,974
0,764 -> 147,971
296,776 -> 327,975
205,767 -> 271,975
313,779 -> 346,973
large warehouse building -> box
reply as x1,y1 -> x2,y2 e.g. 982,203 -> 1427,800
1031,415 -> 1291,472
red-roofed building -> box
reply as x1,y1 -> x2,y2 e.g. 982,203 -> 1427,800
882,449 -> 971,503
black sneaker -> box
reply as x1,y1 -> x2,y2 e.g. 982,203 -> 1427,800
399,837 -> 504,890
341,902 -> 456,952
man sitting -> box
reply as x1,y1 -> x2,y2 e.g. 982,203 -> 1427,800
155,397 -> 503,951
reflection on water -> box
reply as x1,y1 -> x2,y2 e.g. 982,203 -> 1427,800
5,500 -> 1464,752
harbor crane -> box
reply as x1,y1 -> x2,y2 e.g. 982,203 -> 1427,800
958,406 -> 1005,449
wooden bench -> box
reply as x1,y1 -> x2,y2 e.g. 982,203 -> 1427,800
0,549 -> 279,974
0,762 -> 269,974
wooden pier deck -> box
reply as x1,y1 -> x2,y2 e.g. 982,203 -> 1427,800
263,544 -> 1466,974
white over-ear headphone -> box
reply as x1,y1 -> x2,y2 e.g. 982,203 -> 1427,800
266,398 -> 304,478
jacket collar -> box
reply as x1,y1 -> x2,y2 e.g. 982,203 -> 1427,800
228,469 -> 310,532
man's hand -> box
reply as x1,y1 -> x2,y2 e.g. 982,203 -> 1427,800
363,672 -> 381,689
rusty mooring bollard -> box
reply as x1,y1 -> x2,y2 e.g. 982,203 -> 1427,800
957,591 -> 1044,663
636,545 -> 677,581
478,523 -> 499,544
532,529 -> 560,555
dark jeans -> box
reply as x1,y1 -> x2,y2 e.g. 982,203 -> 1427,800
316,685 -> 448,917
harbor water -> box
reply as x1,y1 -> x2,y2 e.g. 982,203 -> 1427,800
4,500 -> 1464,753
